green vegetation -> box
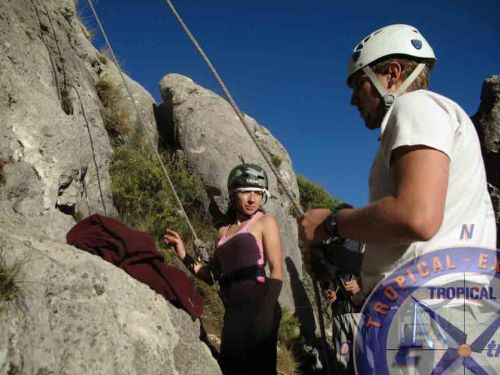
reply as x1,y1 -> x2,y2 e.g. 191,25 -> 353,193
297,175 -> 343,210
95,77 -> 131,145
270,153 -> 283,168
278,308 -> 301,346
110,147 -> 207,242
276,308 -> 301,374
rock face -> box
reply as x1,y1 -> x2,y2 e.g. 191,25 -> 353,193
0,0 -> 157,242
0,1 -> 217,374
159,73 -> 303,310
472,75 -> 500,245
0,218 -> 221,375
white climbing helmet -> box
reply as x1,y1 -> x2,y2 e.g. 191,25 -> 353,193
347,24 -> 436,82
347,24 -> 436,110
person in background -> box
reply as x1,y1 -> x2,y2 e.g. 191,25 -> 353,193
165,163 -> 283,375
322,273 -> 360,374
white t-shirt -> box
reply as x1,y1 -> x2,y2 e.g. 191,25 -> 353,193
361,90 -> 497,295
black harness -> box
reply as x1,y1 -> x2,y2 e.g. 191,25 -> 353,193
218,265 -> 266,288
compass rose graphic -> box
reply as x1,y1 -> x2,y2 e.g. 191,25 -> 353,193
354,247 -> 499,374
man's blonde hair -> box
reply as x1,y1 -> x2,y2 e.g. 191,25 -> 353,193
371,57 -> 432,92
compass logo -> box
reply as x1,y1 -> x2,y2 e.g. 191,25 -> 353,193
354,247 -> 499,374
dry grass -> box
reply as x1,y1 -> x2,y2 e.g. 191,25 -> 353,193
95,77 -> 132,145
276,308 -> 302,374
0,246 -> 24,313
101,108 -> 132,143
97,52 -> 108,65
95,77 -> 119,107
277,343 -> 300,375
75,1 -> 97,41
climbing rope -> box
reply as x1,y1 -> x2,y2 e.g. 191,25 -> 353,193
163,0 -> 305,218
86,0 -> 199,243
71,84 -> 108,216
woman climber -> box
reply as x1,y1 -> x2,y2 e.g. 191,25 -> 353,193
164,163 -> 283,375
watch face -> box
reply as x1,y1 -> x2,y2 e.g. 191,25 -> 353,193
327,213 -> 338,237
355,247 -> 499,375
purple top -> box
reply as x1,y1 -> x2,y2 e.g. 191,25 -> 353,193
215,212 -> 266,302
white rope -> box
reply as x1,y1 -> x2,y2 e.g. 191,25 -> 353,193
86,0 -> 199,242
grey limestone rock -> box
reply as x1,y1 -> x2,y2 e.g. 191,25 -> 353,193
0,216 -> 221,375
0,0 -> 157,242
0,1 -> 214,373
472,75 -> 500,245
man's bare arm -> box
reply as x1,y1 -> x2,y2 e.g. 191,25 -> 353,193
336,145 -> 449,245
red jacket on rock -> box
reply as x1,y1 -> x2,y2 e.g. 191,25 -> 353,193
66,214 -> 204,319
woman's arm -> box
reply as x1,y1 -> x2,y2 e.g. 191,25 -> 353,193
254,215 -> 283,340
163,229 -> 216,285
260,215 -> 283,281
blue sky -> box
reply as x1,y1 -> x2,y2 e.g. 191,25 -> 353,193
79,0 -> 499,207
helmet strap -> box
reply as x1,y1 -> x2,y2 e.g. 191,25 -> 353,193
394,63 -> 425,96
363,63 -> 426,111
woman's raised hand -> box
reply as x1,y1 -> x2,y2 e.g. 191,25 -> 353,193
163,229 -> 186,260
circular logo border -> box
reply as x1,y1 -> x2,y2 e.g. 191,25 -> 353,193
354,246 -> 499,374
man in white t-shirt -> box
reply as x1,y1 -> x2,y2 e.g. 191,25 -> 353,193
300,24 -> 497,300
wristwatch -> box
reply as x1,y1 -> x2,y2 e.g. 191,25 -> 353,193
323,210 -> 340,238
182,254 -> 197,273
324,203 -> 353,239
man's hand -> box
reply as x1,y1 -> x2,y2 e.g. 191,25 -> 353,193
299,209 -> 332,246
303,246 -> 337,281
324,288 -> 338,305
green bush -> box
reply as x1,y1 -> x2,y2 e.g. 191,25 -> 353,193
297,175 -> 343,210
110,147 -> 207,242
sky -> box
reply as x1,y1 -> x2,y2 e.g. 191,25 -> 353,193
78,0 -> 499,208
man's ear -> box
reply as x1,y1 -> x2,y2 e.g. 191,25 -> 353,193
386,61 -> 403,89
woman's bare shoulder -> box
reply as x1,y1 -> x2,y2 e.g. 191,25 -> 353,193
215,226 -> 226,241
257,213 -> 279,229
